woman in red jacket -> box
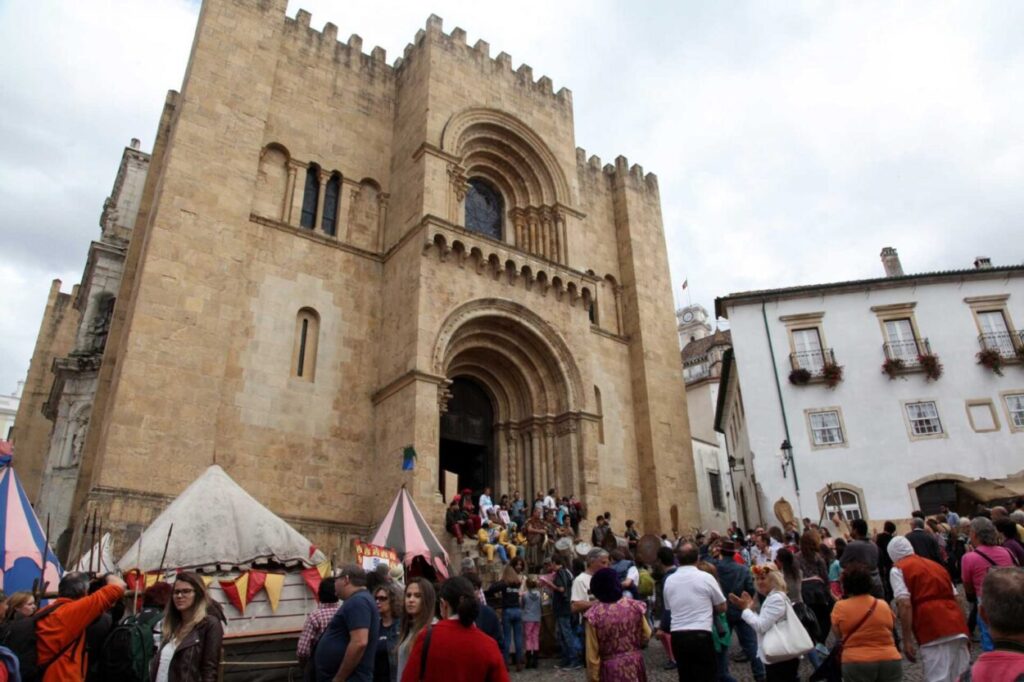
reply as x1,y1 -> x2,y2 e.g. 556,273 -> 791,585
400,576 -> 509,682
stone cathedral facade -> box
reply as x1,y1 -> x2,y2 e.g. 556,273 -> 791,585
18,0 -> 698,560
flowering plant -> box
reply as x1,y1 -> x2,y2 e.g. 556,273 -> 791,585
976,348 -> 1004,377
881,357 -> 905,380
918,353 -> 943,381
822,363 -> 844,389
788,368 -> 812,385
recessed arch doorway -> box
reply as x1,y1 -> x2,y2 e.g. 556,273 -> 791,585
439,377 -> 496,499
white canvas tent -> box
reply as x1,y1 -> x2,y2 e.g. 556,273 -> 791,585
116,465 -> 327,635
117,465 -> 325,572
74,532 -> 115,574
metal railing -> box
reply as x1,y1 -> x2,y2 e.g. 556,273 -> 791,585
789,348 -> 836,375
883,337 -> 932,366
979,331 -> 1020,359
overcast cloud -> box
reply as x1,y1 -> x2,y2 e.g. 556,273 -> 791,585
1,0 -> 1022,395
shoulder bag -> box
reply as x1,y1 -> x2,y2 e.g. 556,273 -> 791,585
810,598 -> 877,682
762,594 -> 815,663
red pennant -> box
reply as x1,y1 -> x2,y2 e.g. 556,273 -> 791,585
219,574 -> 248,614
125,570 -> 141,592
247,570 -> 268,603
301,566 -> 322,601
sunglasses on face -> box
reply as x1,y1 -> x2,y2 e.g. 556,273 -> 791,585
375,595 -> 388,603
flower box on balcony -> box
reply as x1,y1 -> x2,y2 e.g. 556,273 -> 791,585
789,368 -> 812,385
918,353 -> 943,381
977,348 -> 1004,377
822,363 -> 844,389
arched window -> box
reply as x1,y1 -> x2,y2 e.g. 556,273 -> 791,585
823,488 -> 863,522
594,385 -> 604,444
292,308 -> 320,381
464,179 -> 503,240
321,173 -> 341,236
299,165 -> 320,229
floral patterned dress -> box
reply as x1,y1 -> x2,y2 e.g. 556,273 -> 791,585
583,598 -> 649,682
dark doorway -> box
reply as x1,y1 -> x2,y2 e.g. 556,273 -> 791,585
917,479 -> 965,515
439,377 -> 495,500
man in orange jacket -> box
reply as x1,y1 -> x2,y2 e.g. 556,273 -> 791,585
35,571 -> 126,681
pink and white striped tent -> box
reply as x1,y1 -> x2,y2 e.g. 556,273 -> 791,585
0,465 -> 62,594
369,487 -> 449,578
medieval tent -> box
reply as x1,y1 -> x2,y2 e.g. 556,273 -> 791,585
73,532 -> 115,574
116,465 -> 328,635
370,486 -> 449,578
0,465 -> 62,593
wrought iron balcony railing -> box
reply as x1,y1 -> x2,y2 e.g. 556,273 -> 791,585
979,331 -> 1020,359
882,338 -> 932,367
789,348 -> 836,376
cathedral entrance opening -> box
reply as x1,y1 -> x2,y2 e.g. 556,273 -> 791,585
439,377 -> 495,498
434,300 -> 586,505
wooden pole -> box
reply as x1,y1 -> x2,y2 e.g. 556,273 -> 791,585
96,515 -> 104,574
38,514 -> 52,602
157,523 -> 174,576
89,509 -> 98,575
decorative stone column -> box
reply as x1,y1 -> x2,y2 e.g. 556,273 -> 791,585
447,163 -> 469,225
287,160 -> 305,227
377,192 -> 390,252
283,163 -> 298,223
314,172 -> 329,233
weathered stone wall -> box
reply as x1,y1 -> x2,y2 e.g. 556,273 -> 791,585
12,281 -> 80,500
65,0 -> 698,562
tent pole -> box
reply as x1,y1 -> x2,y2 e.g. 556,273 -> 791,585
39,514 -> 52,600
158,523 -> 174,577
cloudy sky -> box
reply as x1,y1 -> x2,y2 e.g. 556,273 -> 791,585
1,0 -> 1022,396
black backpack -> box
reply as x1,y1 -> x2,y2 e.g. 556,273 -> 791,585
0,602 -> 77,682
97,608 -> 163,682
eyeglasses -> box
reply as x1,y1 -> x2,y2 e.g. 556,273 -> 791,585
375,596 -> 388,603
173,589 -> 195,596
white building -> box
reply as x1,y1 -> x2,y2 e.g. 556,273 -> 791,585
715,249 -> 1024,525
679,304 -> 762,531
0,382 -> 21,441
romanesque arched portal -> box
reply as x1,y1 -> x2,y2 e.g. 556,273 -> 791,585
434,299 -> 584,503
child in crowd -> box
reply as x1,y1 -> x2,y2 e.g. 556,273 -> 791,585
522,577 -> 543,669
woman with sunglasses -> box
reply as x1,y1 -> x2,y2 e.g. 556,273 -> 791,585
728,564 -> 803,682
373,583 -> 403,682
150,571 -> 226,682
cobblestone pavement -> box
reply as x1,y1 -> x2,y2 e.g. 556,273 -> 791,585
516,634 -> 981,681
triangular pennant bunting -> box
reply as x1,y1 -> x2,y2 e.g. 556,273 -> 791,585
316,560 -> 331,579
219,573 -> 249,614
301,565 -> 322,600
246,570 -> 267,603
264,573 -> 285,613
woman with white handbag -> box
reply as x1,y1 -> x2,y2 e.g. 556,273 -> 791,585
728,564 -> 814,682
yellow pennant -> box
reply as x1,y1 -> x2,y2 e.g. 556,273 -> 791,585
144,573 -> 160,589
201,575 -> 214,587
235,572 -> 250,612
317,560 -> 331,578
263,573 -> 285,613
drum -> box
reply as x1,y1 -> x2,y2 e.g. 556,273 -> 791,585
574,541 -> 593,557
636,534 -> 662,566
554,537 -> 573,554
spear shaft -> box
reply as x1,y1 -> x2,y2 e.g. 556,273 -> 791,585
157,523 -> 174,576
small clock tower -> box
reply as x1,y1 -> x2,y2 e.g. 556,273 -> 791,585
677,304 -> 712,348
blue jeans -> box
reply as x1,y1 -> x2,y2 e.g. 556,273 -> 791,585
731,617 -> 766,680
503,607 -> 524,664
717,645 -> 738,682
555,614 -> 581,666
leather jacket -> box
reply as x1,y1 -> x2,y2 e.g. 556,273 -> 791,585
149,614 -> 224,682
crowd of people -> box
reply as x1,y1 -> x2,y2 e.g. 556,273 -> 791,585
0,569 -> 226,682
301,490 -> 1024,682
0,494 -> 1020,682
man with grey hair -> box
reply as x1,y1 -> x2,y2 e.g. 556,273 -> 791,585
907,516 -> 943,563
571,547 -> 610,614
315,564 -> 380,682
959,567 -> 1024,682
962,517 -> 1015,653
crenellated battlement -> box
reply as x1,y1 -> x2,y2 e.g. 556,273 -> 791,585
575,147 -> 659,192
285,10 -> 391,74
390,14 -> 572,106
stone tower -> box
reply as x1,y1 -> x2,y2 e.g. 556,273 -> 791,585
23,0 -> 699,558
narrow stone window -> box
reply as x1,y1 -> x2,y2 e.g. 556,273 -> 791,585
299,165 -> 320,229
464,178 -> 503,240
322,173 -> 341,236
594,385 -> 604,444
292,307 -> 320,381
